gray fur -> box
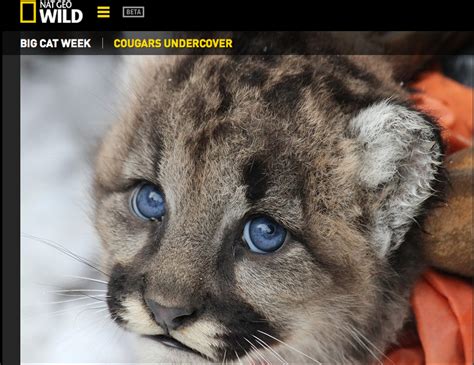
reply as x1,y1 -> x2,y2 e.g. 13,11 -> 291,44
93,53 -> 444,364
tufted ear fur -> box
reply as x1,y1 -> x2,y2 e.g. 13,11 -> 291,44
349,101 -> 443,256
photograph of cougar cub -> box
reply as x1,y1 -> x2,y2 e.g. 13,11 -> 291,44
93,34 -> 448,364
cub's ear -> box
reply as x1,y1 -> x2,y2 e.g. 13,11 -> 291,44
348,101 -> 443,256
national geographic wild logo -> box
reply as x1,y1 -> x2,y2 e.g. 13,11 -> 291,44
20,0 -> 83,23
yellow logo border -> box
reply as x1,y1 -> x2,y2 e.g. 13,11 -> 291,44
20,0 -> 36,23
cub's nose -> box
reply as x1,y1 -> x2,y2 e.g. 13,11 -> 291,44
145,298 -> 195,332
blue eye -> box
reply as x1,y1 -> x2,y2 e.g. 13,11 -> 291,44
130,183 -> 166,221
243,216 -> 287,253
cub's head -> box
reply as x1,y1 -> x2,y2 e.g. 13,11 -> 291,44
94,55 -> 443,364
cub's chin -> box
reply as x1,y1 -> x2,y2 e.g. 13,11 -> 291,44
133,335 -> 211,363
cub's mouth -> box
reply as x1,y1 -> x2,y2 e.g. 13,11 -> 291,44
143,334 -> 208,359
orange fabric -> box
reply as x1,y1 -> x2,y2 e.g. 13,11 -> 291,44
411,71 -> 473,154
383,71 -> 473,365
385,270 -> 473,365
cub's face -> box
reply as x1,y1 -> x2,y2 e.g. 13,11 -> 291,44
94,55 -> 442,364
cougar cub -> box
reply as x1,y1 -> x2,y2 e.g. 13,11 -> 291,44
93,39 -> 445,363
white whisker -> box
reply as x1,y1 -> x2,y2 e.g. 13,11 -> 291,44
62,275 -> 108,285
349,325 -> 393,365
252,334 -> 287,364
22,233 -> 109,277
234,350 -> 243,365
47,296 -> 97,305
237,341 -> 255,365
48,289 -> 107,293
51,293 -> 108,298
46,304 -> 108,319
244,337 -> 270,365
347,328 -> 382,365
92,307 -> 109,314
257,330 -> 322,364
50,300 -> 108,314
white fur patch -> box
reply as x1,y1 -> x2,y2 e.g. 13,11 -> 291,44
173,319 -> 224,359
121,297 -> 224,360
121,297 -> 162,335
349,100 -> 441,256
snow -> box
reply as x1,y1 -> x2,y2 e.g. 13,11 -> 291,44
20,55 -> 136,363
